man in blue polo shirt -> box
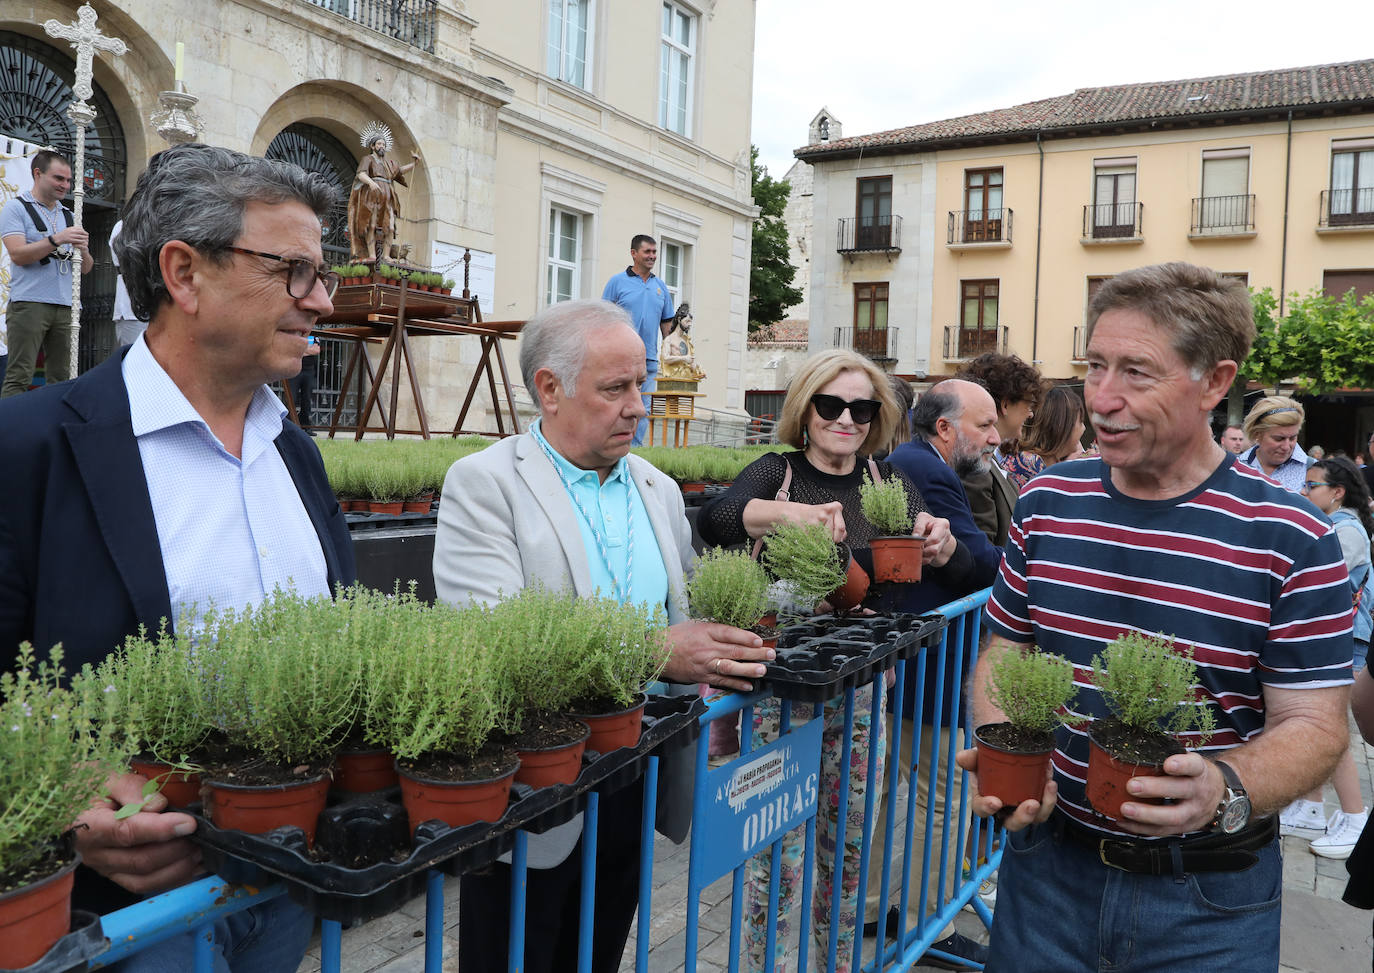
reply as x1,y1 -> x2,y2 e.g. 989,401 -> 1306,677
601,234 -> 675,445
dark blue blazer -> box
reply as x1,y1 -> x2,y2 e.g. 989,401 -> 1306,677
0,348 -> 356,673
886,437 -> 1003,722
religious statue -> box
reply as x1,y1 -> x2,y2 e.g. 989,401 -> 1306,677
659,303 -> 705,383
347,121 -> 420,261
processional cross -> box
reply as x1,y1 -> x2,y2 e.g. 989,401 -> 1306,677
43,4 -> 126,377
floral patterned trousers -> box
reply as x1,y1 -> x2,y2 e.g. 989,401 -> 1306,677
744,681 -> 885,973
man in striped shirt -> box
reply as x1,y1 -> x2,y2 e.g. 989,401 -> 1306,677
958,262 -> 1353,971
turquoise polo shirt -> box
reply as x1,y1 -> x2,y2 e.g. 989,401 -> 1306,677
601,268 -> 675,363
530,419 -> 669,611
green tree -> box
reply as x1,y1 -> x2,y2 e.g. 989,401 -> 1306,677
749,146 -> 803,333
1242,287 -> 1374,393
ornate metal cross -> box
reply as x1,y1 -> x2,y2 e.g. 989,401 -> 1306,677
43,4 -> 127,376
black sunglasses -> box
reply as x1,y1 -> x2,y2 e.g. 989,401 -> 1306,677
811,393 -> 881,424
227,246 -> 340,299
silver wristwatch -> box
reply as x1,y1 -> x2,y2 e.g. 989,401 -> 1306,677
1212,759 -> 1251,834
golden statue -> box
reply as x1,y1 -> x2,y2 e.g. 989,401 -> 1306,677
659,303 -> 705,383
347,121 -> 420,261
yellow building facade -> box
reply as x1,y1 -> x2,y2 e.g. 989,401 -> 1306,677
796,61 -> 1374,392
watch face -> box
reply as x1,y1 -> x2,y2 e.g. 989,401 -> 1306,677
1221,797 -> 1251,834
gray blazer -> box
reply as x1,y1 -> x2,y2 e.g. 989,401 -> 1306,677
433,433 -> 697,859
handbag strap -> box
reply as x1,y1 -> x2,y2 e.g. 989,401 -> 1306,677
751,459 -> 795,560
749,456 -> 881,559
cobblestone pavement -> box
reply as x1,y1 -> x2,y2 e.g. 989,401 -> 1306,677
301,720 -> 1374,973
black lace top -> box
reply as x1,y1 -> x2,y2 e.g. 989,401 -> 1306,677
698,451 -> 924,549
698,451 -> 974,595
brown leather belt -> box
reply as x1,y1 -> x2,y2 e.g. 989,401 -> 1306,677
1058,814 -> 1277,875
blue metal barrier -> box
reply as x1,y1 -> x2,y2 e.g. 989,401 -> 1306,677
89,591 -> 995,972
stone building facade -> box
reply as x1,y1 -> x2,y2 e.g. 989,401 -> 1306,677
1,0 -> 756,429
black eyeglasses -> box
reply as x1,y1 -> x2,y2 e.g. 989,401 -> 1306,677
227,246 -> 340,299
811,393 -> 881,424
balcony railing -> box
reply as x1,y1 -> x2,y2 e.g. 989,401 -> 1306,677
948,209 -> 1012,245
1319,188 -> 1374,228
1083,202 -> 1143,239
1072,324 -> 1088,362
1190,194 -> 1255,234
304,0 -> 437,53
943,325 -> 1007,361
836,215 -> 902,254
833,325 -> 899,360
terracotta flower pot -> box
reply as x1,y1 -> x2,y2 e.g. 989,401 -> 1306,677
574,693 -> 648,754
130,757 -> 203,809
0,855 -> 78,968
334,748 -> 399,792
680,481 -> 707,494
870,535 -> 924,583
827,544 -> 870,611
515,721 -> 591,789
397,760 -> 519,831
1084,729 -> 1180,821
206,773 -> 331,847
402,499 -> 431,513
973,723 -> 1053,809
369,500 -> 405,515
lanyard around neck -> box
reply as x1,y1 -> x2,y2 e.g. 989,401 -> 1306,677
533,423 -> 635,603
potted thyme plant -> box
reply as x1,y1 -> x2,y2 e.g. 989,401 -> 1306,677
565,595 -> 671,753
484,586 -> 596,788
687,548 -> 776,643
973,647 -> 1080,807
196,590 -> 363,847
761,520 -> 867,614
859,471 -> 922,583
95,621 -> 213,808
1084,631 -> 1216,821
0,645 -> 126,966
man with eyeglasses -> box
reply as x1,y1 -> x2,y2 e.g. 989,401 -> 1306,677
1,150 -> 93,397
0,143 -> 353,972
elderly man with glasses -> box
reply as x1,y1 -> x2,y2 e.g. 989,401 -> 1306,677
0,143 -> 354,971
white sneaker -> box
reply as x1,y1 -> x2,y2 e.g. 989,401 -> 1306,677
1279,799 -> 1327,838
978,876 -> 997,910
1310,809 -> 1369,860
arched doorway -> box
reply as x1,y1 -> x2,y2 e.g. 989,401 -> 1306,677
266,123 -> 355,265
0,30 -> 127,370
265,123 -> 358,427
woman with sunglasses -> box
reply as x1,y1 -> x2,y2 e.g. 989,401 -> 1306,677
1280,458 -> 1374,857
1239,395 -> 1310,492
699,349 -> 967,973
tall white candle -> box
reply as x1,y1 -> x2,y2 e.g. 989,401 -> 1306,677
175,42 -> 183,83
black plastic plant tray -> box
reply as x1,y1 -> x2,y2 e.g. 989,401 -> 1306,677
344,510 -> 438,531
763,613 -> 948,703
2,911 -> 106,973
191,693 -> 706,924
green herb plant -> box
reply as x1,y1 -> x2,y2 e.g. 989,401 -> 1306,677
859,471 -> 913,536
686,548 -> 772,630
988,647 -> 1080,739
198,589 -> 364,766
0,645 -> 127,883
1091,632 -> 1215,744
761,520 -> 848,612
95,621 -> 212,768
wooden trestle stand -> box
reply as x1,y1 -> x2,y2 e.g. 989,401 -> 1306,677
309,274 -> 523,440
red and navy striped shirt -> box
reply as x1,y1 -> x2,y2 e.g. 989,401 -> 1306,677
985,454 -> 1353,834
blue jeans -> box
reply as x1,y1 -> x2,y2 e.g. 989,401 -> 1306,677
632,362 -> 658,446
1355,640 -> 1368,673
109,896 -> 313,973
987,816 -> 1281,972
